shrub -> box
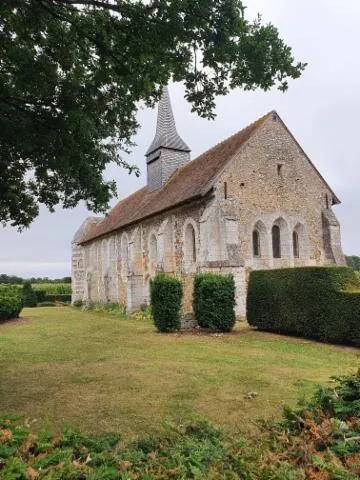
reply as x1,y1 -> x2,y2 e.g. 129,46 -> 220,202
0,416 -> 258,479
261,370 -> 360,477
22,281 -> 37,307
72,299 -> 83,308
150,273 -> 183,332
131,306 -> 152,322
193,273 -> 236,332
37,301 -> 56,307
34,289 -> 47,303
92,302 -> 127,316
247,266 -> 360,345
45,294 -> 72,303
0,285 -> 23,320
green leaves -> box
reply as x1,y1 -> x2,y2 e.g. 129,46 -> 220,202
0,1 -> 306,228
193,273 -> 236,332
150,273 -> 183,332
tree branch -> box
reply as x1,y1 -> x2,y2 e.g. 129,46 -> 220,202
37,0 -> 127,71
52,0 -> 122,12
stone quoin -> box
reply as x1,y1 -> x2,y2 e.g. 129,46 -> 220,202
71,87 -> 345,317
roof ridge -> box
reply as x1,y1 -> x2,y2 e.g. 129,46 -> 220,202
166,110 -> 273,180
79,110 -> 275,243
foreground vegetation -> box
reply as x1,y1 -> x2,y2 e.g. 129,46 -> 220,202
1,372 -> 360,479
0,307 -> 358,440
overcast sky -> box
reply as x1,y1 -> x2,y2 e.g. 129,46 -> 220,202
1,0 -> 359,278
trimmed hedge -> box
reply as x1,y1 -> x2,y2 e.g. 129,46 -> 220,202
150,273 -> 183,332
193,273 -> 236,332
247,266 -> 360,346
0,285 -> 23,320
34,289 -> 47,303
45,294 -> 72,303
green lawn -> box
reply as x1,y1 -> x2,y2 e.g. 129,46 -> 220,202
0,307 -> 358,439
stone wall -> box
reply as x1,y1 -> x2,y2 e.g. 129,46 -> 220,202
72,196 -> 247,317
214,113 -> 345,269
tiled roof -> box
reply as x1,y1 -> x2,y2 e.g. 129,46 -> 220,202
80,112 -> 271,244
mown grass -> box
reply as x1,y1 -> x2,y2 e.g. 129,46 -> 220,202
0,307 -> 358,440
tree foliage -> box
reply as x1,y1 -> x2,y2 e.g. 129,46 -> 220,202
0,274 -> 71,284
22,281 -> 38,307
0,0 -> 306,228
346,255 -> 360,271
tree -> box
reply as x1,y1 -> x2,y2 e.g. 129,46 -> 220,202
22,281 -> 38,307
346,255 -> 360,271
1,0 -> 306,229
0,274 -> 24,284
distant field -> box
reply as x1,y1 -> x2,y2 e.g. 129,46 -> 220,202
0,307 -> 358,440
0,283 -> 72,294
31,283 -> 71,295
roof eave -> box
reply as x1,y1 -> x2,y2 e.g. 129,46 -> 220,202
79,190 -> 213,245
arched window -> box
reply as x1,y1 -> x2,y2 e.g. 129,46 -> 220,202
149,234 -> 158,274
272,225 -> 281,258
185,223 -> 196,264
293,230 -> 299,258
252,230 -> 260,257
293,223 -> 307,260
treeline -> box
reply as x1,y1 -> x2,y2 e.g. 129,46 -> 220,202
0,274 -> 71,284
345,255 -> 360,271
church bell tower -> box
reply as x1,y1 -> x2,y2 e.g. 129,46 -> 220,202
146,87 -> 191,191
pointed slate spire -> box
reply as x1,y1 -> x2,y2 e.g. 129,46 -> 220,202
146,86 -> 191,191
146,86 -> 190,157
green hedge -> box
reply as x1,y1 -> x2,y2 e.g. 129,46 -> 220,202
150,273 -> 183,332
45,294 -> 72,303
34,289 -> 47,303
247,266 -> 360,346
193,273 -> 236,332
0,285 -> 23,320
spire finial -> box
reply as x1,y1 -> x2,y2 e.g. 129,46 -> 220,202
145,86 -> 190,157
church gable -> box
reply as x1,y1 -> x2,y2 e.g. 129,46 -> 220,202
212,112 -> 344,268
214,112 -> 339,209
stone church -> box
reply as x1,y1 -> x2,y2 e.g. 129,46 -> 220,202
72,87 -> 345,316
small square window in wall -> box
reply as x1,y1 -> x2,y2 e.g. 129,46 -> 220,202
277,164 -> 283,178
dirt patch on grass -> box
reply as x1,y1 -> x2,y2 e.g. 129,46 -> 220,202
0,316 -> 32,328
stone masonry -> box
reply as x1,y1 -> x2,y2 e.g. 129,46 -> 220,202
72,90 -> 345,321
